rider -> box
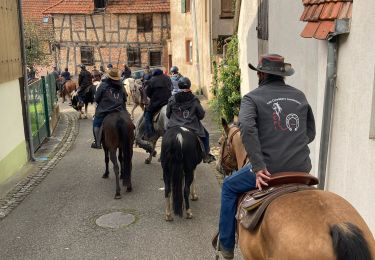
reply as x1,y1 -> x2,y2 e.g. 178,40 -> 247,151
215,54 -> 316,259
144,68 -> 172,138
77,64 -> 93,107
121,64 -> 132,81
91,67 -> 127,149
166,77 -> 216,163
170,66 -> 182,95
59,67 -> 71,92
91,66 -> 101,82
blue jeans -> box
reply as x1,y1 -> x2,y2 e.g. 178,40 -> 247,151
93,116 -> 104,128
219,164 -> 256,251
144,111 -> 154,137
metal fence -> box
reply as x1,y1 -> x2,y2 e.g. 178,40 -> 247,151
27,74 -> 58,151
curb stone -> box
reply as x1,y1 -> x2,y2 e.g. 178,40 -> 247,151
0,112 -> 79,220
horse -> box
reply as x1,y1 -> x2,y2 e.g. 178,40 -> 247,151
60,80 -> 77,103
102,111 -> 135,199
160,126 -> 203,221
124,78 -> 146,120
218,118 -> 375,259
135,105 -> 168,164
71,84 -> 96,119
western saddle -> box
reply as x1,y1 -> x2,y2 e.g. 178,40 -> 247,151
237,172 -> 319,230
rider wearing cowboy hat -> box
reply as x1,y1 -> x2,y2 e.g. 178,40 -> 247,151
91,67 -> 127,149
215,54 -> 316,259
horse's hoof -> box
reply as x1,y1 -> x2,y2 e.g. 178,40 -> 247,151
145,159 -> 151,164
191,195 -> 199,201
114,194 -> 122,199
126,187 -> 132,192
165,215 -> 174,221
152,150 -> 157,157
83,115 -> 88,119
186,212 -> 193,219
102,173 -> 109,178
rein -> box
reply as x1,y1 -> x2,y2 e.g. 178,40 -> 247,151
220,126 -> 247,174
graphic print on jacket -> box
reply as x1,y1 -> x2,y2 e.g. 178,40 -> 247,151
271,100 -> 300,132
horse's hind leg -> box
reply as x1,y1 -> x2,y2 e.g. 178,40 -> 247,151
83,104 -> 88,119
123,149 -> 133,192
190,171 -> 198,201
163,165 -> 173,221
184,170 -> 194,219
109,150 -> 121,199
131,104 -> 137,120
102,146 -> 110,178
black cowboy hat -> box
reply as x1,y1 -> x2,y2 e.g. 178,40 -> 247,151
248,54 -> 294,77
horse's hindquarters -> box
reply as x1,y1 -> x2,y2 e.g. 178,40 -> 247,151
238,190 -> 375,260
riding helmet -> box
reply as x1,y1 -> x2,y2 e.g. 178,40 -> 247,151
79,64 -> 86,70
178,77 -> 191,89
170,66 -> 179,74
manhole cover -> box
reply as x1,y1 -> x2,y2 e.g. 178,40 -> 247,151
95,212 -> 136,229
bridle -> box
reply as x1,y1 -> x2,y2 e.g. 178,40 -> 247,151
220,126 -> 241,175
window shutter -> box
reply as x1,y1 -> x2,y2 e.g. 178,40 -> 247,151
181,0 -> 186,13
257,0 -> 269,40
150,51 -> 162,66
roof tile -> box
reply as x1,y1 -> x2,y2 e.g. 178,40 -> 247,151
300,0 -> 352,40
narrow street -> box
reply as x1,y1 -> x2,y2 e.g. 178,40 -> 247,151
0,101 -> 241,259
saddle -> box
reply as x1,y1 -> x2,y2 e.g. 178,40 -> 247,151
236,172 -> 319,231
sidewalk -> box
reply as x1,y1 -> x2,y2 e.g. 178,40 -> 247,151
0,103 -> 79,219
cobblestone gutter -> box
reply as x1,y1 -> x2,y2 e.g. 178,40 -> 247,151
0,112 -> 79,220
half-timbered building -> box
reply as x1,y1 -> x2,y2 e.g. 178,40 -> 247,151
43,0 -> 171,75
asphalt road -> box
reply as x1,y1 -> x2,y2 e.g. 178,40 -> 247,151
0,101 -> 242,260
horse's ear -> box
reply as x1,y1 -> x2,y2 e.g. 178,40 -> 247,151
221,118 -> 229,133
233,115 -> 239,124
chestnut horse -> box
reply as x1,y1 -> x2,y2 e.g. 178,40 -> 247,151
218,118 -> 375,260
60,80 -> 77,103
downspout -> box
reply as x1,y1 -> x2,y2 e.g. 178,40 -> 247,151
192,0 -> 203,95
18,0 -> 36,161
318,19 -> 350,190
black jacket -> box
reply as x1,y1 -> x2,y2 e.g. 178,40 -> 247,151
94,79 -> 126,118
146,70 -> 172,113
78,69 -> 93,89
166,91 -> 206,137
238,78 -> 315,173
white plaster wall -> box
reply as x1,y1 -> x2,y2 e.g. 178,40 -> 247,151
0,80 -> 26,160
238,0 -> 258,95
327,0 -> 375,232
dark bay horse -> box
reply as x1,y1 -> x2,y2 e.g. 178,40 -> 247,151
160,126 -> 203,221
219,118 -> 375,259
102,111 -> 135,199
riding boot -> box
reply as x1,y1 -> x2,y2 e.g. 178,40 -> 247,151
91,127 -> 102,149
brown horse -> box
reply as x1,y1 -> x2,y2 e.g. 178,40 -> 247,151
102,111 -> 135,199
124,78 -> 146,120
60,79 -> 77,103
218,118 -> 375,259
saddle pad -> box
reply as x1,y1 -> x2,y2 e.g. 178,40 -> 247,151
237,184 -> 315,231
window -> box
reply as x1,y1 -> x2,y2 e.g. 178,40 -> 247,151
185,40 -> 193,64
149,51 -> 162,66
127,48 -> 141,67
216,35 -> 231,54
220,0 -> 234,19
80,46 -> 94,65
94,0 -> 107,9
181,0 -> 191,13
137,14 -> 153,33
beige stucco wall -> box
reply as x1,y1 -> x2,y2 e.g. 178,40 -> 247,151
238,0 -> 375,233
0,80 -> 28,183
170,0 -> 233,98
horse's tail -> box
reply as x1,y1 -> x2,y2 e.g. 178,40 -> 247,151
116,115 -> 133,186
330,222 -> 372,260
167,131 -> 184,217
